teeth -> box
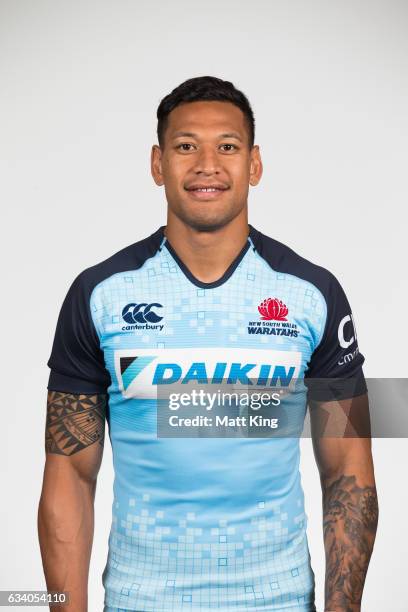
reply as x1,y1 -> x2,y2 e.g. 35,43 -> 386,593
194,188 -> 219,192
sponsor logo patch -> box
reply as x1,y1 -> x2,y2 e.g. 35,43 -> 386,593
114,347 -> 302,398
337,313 -> 360,366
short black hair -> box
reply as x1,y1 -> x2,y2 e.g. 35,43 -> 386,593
156,76 -> 255,149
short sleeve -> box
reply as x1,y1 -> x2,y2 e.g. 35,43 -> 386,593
47,271 -> 111,394
305,273 -> 367,401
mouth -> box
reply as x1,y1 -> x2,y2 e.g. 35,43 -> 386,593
184,184 -> 230,201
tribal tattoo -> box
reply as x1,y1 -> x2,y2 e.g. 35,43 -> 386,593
45,391 -> 107,455
323,474 -> 378,611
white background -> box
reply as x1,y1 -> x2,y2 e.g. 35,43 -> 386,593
1,1 -> 407,610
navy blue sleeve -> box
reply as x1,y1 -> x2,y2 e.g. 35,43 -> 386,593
305,272 -> 367,401
47,271 -> 111,394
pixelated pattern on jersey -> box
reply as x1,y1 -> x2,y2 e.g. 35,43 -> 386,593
103,493 -> 315,611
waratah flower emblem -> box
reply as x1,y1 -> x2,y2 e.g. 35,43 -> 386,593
258,298 -> 289,321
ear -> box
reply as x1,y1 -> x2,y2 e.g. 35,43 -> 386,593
249,145 -> 263,187
151,145 -> 164,186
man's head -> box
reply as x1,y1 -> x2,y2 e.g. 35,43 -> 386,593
151,76 -> 262,232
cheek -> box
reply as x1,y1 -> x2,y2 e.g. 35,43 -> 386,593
229,161 -> 250,182
164,162 -> 190,188
231,171 -> 250,191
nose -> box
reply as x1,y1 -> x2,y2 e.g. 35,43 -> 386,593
193,144 -> 220,175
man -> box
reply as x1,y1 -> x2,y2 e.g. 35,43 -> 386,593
38,76 -> 378,611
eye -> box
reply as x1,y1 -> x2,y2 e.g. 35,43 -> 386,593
219,143 -> 237,152
176,143 -> 196,152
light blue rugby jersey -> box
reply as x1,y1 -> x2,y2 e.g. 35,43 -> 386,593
47,225 -> 366,611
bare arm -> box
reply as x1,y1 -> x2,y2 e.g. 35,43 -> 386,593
310,393 -> 379,611
38,391 -> 107,612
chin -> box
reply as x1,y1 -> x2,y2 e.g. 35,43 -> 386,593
179,211 -> 237,233
189,221 -> 226,232
175,202 -> 243,233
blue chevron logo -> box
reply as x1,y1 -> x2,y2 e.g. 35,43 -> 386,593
119,355 -> 157,390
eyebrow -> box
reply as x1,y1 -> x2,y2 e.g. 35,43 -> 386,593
171,131 -> 243,142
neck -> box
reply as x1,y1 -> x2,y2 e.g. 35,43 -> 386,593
164,211 -> 250,284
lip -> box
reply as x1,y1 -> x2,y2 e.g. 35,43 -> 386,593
184,184 -> 230,201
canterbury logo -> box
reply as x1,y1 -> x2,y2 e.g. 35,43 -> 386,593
122,302 -> 163,324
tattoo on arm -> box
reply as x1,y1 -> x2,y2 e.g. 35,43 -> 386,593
323,474 -> 379,611
45,391 -> 107,455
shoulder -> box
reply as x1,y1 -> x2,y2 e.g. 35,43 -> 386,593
249,225 -> 342,303
71,226 -> 165,297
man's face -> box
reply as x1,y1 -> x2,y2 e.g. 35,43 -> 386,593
151,101 -> 262,231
